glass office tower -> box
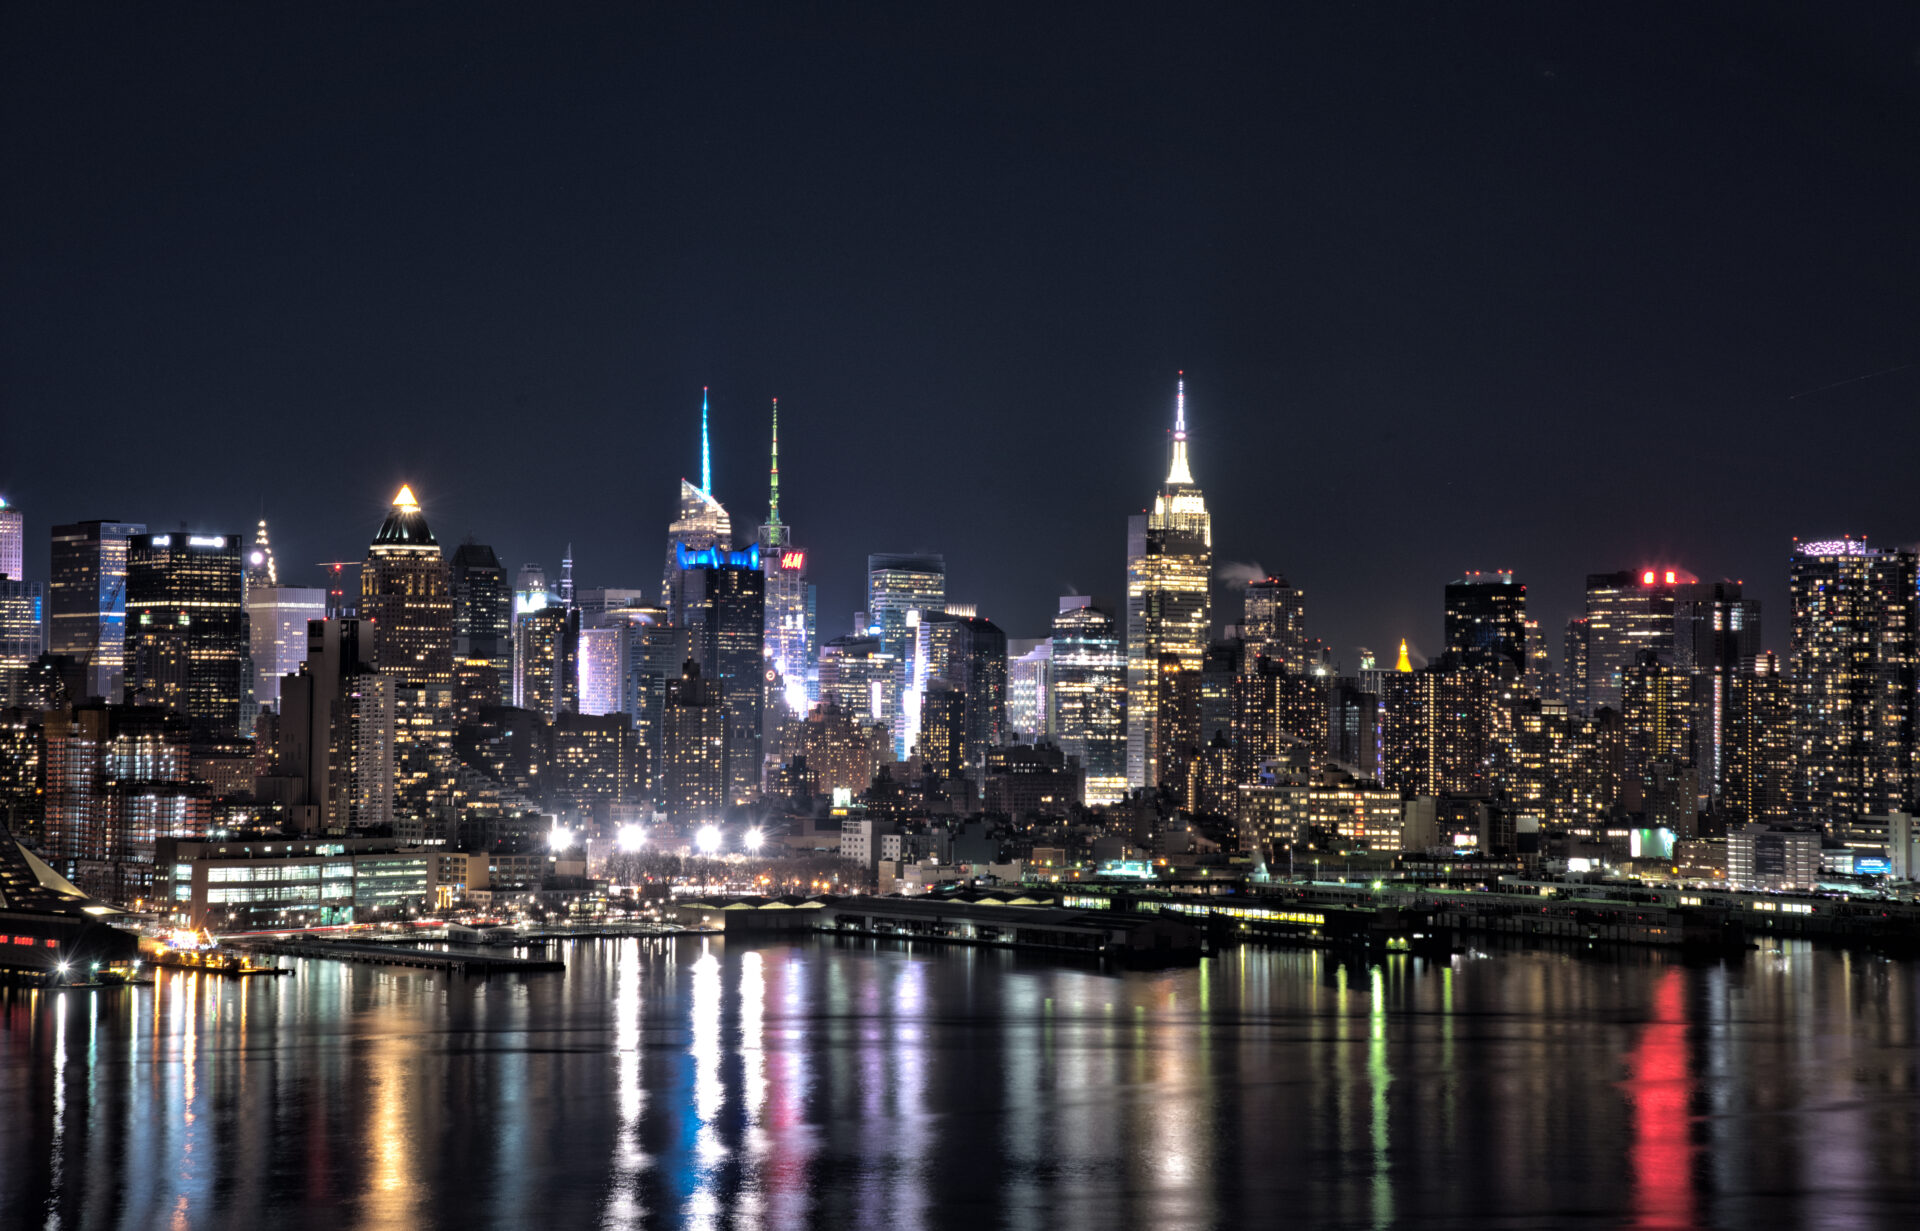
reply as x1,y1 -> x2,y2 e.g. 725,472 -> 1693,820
49,519 -> 146,702
125,532 -> 248,740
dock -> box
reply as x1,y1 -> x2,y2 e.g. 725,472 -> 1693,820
232,938 -> 565,974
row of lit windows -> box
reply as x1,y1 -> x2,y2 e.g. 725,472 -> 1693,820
205,862 -> 356,883
207,884 -> 343,904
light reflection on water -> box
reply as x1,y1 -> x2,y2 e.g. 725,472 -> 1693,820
4,938 -> 1920,1229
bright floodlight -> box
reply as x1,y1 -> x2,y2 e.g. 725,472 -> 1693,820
745,827 -> 765,852
547,826 -> 575,853
617,824 -> 647,853
696,824 -> 722,854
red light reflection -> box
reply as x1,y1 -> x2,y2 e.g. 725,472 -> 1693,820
1625,967 -> 1694,1229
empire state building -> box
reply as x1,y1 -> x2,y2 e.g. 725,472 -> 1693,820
1125,377 -> 1212,790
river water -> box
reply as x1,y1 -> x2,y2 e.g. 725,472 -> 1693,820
3,935 -> 1918,1230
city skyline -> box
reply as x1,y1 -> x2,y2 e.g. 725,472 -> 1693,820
2,376 -> 1910,675
8,9 -> 1920,1228
5,7 -> 1916,664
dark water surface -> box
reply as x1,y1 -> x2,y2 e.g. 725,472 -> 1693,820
4,936 -> 1919,1230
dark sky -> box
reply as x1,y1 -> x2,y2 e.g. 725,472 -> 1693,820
5,3 -> 1917,664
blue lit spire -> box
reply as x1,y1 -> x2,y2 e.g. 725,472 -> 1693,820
701,386 -> 712,494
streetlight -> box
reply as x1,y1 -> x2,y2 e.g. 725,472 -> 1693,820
548,825 -> 575,854
745,828 -> 764,853
617,824 -> 647,853
696,825 -> 722,854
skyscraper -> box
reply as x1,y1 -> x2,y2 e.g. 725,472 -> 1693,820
685,550 -> 766,803
662,660 -> 727,822
245,521 -> 326,714
1327,680 -> 1380,778
1523,618 -> 1556,699
361,487 -> 454,692
755,399 -> 812,715
915,613 -> 1007,773
244,519 -> 277,590
576,623 -> 625,717
1379,665 -> 1495,797
42,702 -> 208,903
1788,537 -> 1917,824
515,604 -> 580,721
1231,658 -> 1330,785
0,577 -> 45,708
1672,581 -> 1761,802
274,617 -> 394,835
1047,598 -> 1127,804
1579,568 -> 1695,714
49,519 -> 146,703
0,496 -> 24,583
918,684 -> 967,782
663,388 -> 733,617
1563,617 -> 1590,715
868,553 -> 946,757
818,635 -> 896,734
1006,639 -> 1051,741
1620,650 -> 1691,781
1722,651 -> 1792,828
1126,377 -> 1212,789
124,532 -> 248,740
621,611 -> 689,793
360,486 -> 454,831
798,703 -> 883,796
450,541 -> 512,721
1443,572 -> 1528,672
515,563 -> 549,613
1243,575 -> 1309,671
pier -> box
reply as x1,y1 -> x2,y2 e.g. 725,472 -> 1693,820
232,938 -> 565,974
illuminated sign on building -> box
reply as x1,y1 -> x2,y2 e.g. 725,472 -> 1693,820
1629,827 -> 1676,860
779,550 -> 806,571
187,536 -> 226,549
1798,539 -> 1868,557
675,543 -> 761,571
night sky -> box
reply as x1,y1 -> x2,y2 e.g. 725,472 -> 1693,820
5,4 -> 1916,664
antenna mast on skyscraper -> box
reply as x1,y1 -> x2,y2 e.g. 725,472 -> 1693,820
701,386 -> 712,495
766,397 -> 784,547
1166,370 -> 1195,486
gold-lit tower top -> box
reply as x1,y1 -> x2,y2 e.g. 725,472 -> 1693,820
1396,639 -> 1413,672
392,484 -> 419,511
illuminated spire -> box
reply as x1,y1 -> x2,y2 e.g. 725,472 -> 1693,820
1165,373 -> 1195,487
560,543 -> 575,609
1396,639 -> 1413,672
393,484 -> 419,511
700,386 -> 712,494
251,518 -> 277,587
765,397 -> 785,547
